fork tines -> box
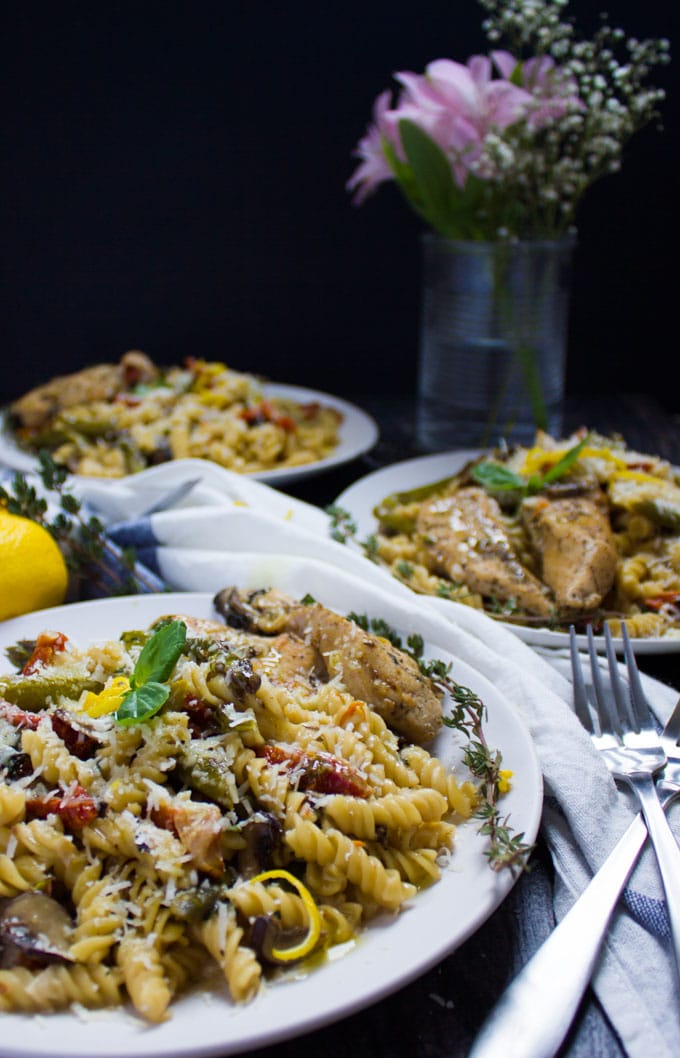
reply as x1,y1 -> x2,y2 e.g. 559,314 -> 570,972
568,625 -> 593,732
569,623 -> 651,739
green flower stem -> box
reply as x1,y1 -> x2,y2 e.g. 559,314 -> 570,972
488,242 -> 551,440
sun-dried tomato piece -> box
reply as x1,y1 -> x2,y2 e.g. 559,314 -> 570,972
644,591 -> 680,613
21,632 -> 68,676
50,710 -> 101,760
183,695 -> 220,736
26,785 -> 99,829
238,400 -> 297,432
260,744 -> 369,798
0,701 -> 41,730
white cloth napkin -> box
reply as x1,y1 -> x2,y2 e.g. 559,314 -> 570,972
13,459 -> 680,1057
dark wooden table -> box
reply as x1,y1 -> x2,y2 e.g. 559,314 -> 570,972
241,392 -> 679,1058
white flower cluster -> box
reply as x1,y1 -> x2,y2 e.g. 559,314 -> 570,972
478,0 -> 670,234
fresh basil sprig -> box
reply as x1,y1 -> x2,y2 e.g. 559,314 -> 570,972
472,435 -> 590,497
115,619 -> 187,725
471,463 -> 527,493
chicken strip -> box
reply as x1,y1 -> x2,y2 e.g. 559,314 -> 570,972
10,350 -> 157,430
416,487 -> 553,617
214,588 -> 443,743
521,495 -> 617,612
251,632 -> 324,689
285,604 -> 443,743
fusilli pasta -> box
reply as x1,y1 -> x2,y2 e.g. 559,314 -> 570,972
0,590 -> 479,1026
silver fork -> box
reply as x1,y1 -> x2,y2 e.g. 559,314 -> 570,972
571,621 -> 680,975
468,699 -> 680,1058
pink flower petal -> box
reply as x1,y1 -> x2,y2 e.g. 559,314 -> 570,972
491,50 -> 519,80
425,58 -> 480,117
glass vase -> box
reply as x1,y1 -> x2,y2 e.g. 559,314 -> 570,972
415,234 -> 576,450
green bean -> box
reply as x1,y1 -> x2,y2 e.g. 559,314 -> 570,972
0,674 -> 105,710
178,741 -> 236,808
59,415 -> 116,438
635,497 -> 680,531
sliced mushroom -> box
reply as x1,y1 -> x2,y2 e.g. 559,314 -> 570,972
248,915 -> 308,966
213,587 -> 295,634
226,657 -> 262,698
170,882 -> 224,923
237,813 -> 284,878
0,892 -> 74,968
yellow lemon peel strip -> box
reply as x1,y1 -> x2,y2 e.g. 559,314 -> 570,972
82,675 -> 131,718
249,868 -> 321,962
519,445 -> 628,477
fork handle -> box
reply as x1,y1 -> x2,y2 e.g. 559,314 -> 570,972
468,792 -> 677,1058
633,776 -> 680,979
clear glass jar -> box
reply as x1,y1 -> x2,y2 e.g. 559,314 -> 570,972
416,233 -> 576,450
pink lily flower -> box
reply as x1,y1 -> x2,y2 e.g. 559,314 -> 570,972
491,50 -> 583,128
346,90 -> 396,204
423,56 -> 533,133
386,56 -> 533,186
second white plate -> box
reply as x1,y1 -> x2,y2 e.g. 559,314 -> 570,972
334,449 -> 680,655
0,383 -> 379,486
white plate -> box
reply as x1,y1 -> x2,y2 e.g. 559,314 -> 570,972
335,449 -> 680,655
0,383 -> 379,486
0,584 -> 542,1058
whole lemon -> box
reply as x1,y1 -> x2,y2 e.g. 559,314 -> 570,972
0,509 -> 69,621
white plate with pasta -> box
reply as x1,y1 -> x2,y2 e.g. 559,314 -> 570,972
0,576 -> 542,1058
335,445 -> 680,654
0,382 -> 379,487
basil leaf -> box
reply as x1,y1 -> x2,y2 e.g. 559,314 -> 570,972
115,682 -> 170,725
471,462 -> 527,492
132,619 -> 187,687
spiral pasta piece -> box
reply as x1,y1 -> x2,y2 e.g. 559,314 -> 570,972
0,784 -> 26,826
117,934 -> 172,1023
322,788 -> 448,839
196,904 -> 261,1003
286,817 -> 416,911
0,964 -> 123,1012
0,592 -> 481,1023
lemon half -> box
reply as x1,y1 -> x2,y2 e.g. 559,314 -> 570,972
0,510 -> 69,621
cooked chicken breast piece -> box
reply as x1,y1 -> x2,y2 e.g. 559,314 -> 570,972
284,604 -> 443,743
251,632 -> 324,689
416,487 -> 553,617
10,351 -> 158,430
215,588 -> 443,743
521,495 -> 617,612
10,364 -> 122,430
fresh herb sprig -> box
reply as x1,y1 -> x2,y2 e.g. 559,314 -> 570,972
325,503 -> 358,544
0,451 -> 159,596
441,682 -> 533,872
472,434 -> 590,497
115,619 -> 187,725
347,613 -> 533,872
325,504 -> 382,564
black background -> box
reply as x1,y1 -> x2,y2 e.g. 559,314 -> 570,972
1,0 -> 676,410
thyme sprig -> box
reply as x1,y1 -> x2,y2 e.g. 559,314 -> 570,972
0,451 -> 158,596
325,503 -> 380,563
325,503 -> 358,544
441,681 -> 533,873
346,613 -> 534,873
